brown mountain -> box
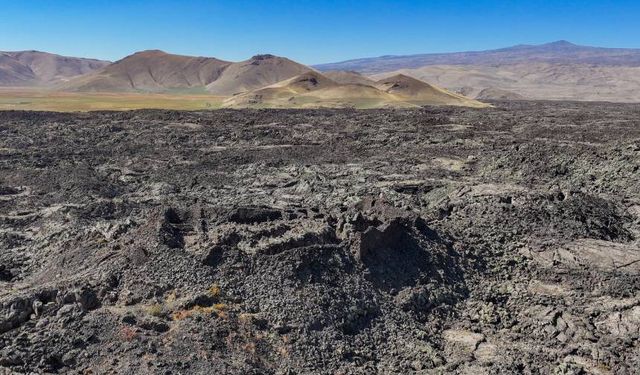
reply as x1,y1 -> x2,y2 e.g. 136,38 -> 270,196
2,49 -> 489,108
0,51 -> 109,86
375,74 -> 486,107
0,53 -> 35,86
205,54 -> 313,95
318,41 -> 640,103
371,63 -> 640,102
223,71 -> 341,107
60,50 -> 231,92
224,71 -> 487,109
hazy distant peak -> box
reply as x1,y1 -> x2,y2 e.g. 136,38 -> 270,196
315,41 -> 640,73
536,40 -> 583,50
545,40 -> 577,47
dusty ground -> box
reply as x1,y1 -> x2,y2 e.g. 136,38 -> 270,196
1,102 -> 639,374
0,89 -> 225,112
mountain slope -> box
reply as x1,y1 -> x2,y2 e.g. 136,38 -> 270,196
206,54 -> 313,95
223,71 -> 339,107
315,41 -> 640,73
372,63 -> 640,102
376,74 -> 487,107
0,51 -> 109,86
0,53 -> 36,86
264,71 -> 338,93
224,71 -> 488,108
60,50 -> 231,92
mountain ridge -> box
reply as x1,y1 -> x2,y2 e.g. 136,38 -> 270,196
0,50 -> 110,86
223,71 -> 488,109
205,54 -> 313,95
314,41 -> 640,73
59,50 -> 231,92
5,40 -> 640,105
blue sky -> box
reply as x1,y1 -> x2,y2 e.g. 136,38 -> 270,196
1,0 -> 638,64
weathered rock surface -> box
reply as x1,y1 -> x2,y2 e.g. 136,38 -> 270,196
0,101 -> 639,373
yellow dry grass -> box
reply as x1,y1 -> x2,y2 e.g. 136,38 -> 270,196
0,88 -> 225,112
171,303 -> 228,321
0,83 -> 489,111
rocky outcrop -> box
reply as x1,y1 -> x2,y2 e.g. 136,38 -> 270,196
0,102 -> 639,373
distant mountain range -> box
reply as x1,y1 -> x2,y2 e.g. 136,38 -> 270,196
313,41 -> 640,72
314,41 -> 640,102
0,49 -> 485,108
2,41 -> 640,104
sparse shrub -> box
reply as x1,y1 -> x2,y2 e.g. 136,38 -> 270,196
171,309 -> 192,321
213,303 -> 229,319
213,303 -> 226,311
166,291 -> 177,303
278,345 -> 289,358
172,305 -> 215,321
171,303 -> 228,321
238,313 -> 253,324
208,284 -> 221,297
119,326 -> 138,341
145,303 -> 164,317
243,341 -> 256,354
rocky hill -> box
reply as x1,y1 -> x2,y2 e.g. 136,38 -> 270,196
0,50 -> 109,86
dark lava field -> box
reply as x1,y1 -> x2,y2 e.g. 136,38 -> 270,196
1,102 -> 639,374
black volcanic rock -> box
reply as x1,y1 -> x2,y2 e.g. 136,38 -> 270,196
0,103 -> 639,373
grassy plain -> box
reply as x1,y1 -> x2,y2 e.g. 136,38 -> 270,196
0,89 -> 225,112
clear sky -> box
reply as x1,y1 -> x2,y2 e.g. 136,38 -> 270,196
1,0 -> 639,64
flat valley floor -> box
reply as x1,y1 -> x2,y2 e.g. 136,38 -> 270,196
0,89 -> 225,112
1,102 -> 639,374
